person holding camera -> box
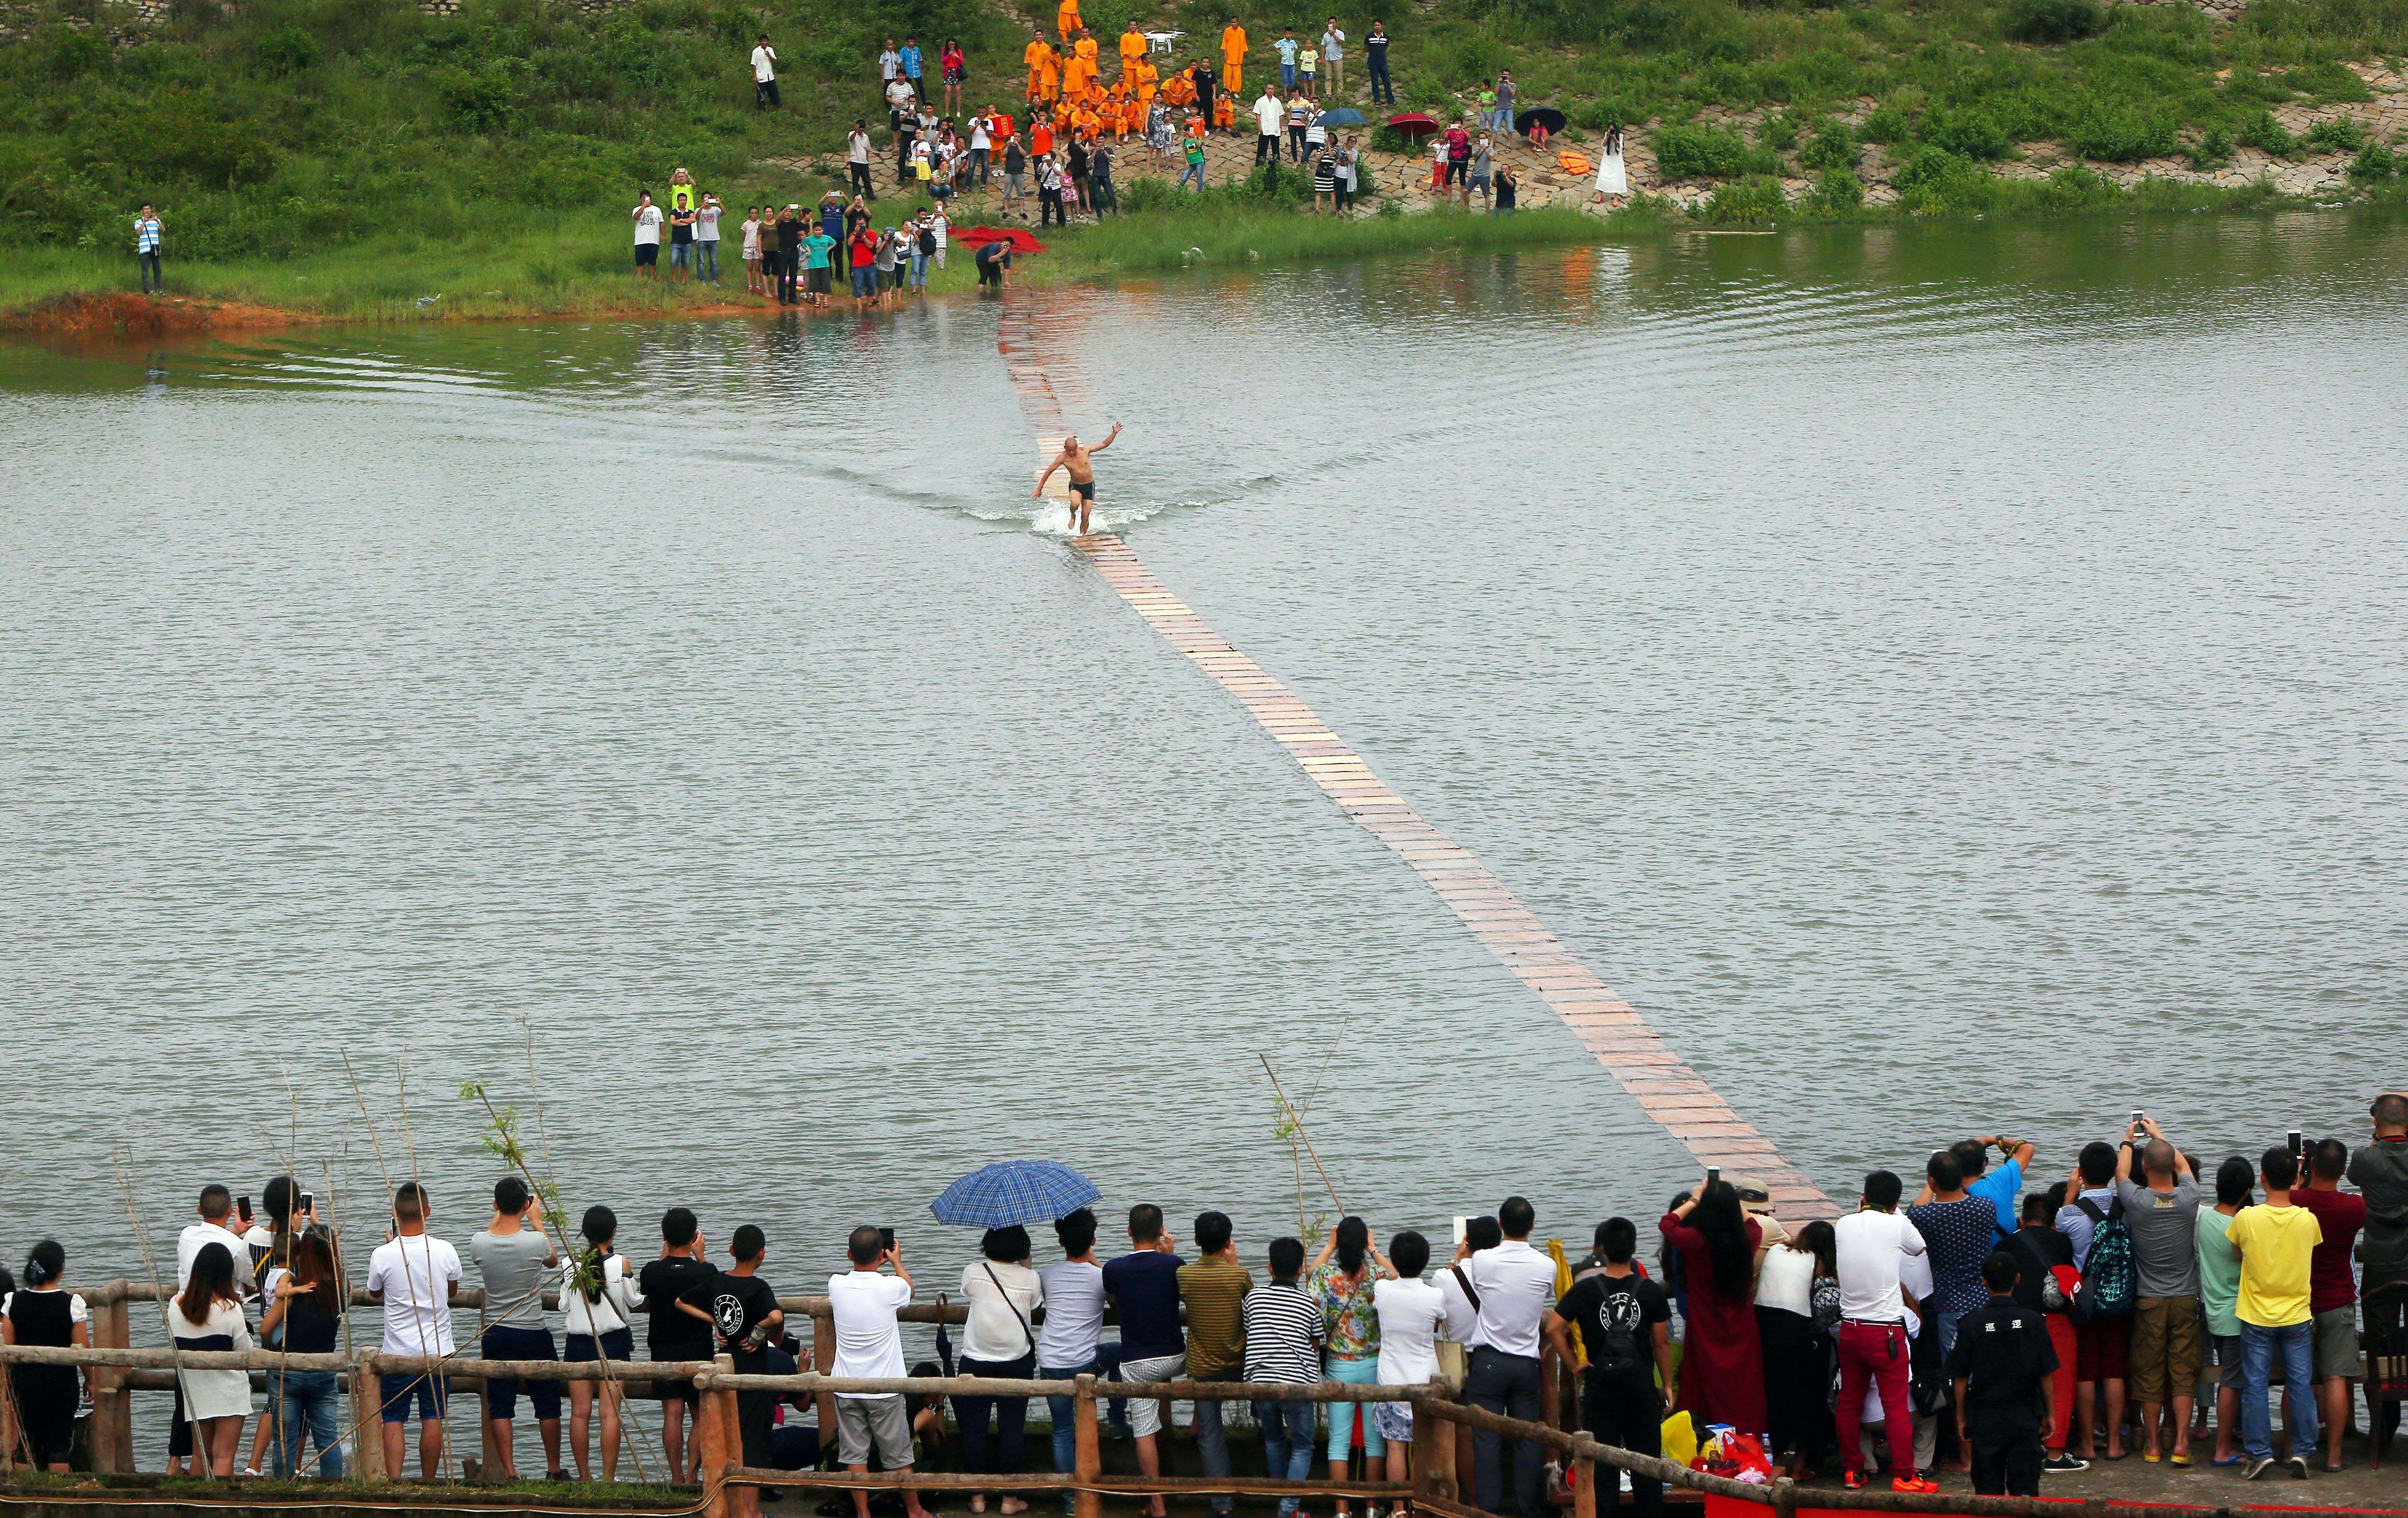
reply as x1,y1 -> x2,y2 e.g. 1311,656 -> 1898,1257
471,1177 -> 564,1481
678,1225 -> 782,1518
829,1227 -> 933,1518
260,1229 -> 345,1477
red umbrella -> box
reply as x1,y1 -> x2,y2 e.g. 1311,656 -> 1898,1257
958,226 -> 1050,254
1384,111 -> 1440,138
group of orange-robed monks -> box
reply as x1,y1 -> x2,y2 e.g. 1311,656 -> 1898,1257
1021,4 -> 1247,137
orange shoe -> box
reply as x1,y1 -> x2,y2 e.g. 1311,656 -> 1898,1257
1842,1472 -> 1867,1491
1892,1474 -> 1939,1495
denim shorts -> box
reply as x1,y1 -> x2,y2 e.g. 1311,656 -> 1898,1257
669,240 -> 692,267
851,268 -> 874,296
379,1371 -> 448,1424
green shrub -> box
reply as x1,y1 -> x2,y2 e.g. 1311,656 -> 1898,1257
2347,141 -> 2399,178
2291,60 -> 2373,102
1369,123 -> 1411,152
2305,116 -> 2367,152
1407,77 -> 1454,115
1118,174 -> 1177,211
1232,160 -> 1312,204
250,24 -> 319,76
2005,0 -> 2106,44
1799,120 -> 1859,170
1858,104 -> 1911,144
438,63 -> 519,133
2066,99 -> 2177,160
1758,111 -> 1802,152
1923,107 -> 2012,160
1804,166 -> 1864,211
2238,109 -> 2297,155
43,23 -> 111,78
1651,123 -> 1781,179
2190,123 -> 2233,168
1893,144 -> 1995,211
1696,173 -> 1786,221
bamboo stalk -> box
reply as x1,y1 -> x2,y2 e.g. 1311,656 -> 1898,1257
109,1154 -> 202,1480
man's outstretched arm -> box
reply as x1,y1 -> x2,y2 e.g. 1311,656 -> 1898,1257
1088,422 -> 1123,453
1031,453 -> 1067,496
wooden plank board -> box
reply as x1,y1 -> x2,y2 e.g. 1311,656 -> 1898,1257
1001,309 -> 1835,1222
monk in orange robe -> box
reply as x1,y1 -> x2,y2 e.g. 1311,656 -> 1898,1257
1073,29 -> 1100,87
1212,91 -> 1235,130
1055,0 -> 1080,42
1219,19 -> 1245,93
1024,31 -> 1058,101
1072,103 -> 1101,141
1119,25 -> 1148,77
1133,57 -> 1158,105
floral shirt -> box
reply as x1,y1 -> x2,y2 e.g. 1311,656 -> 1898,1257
1310,1261 -> 1390,1362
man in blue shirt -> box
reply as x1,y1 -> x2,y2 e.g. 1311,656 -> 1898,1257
1102,1205 -> 1185,1518
1274,28 -> 1299,90
900,38 -> 924,100
1954,1135 -> 2035,1238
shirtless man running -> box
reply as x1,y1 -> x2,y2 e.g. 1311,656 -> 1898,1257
1031,422 -> 1121,534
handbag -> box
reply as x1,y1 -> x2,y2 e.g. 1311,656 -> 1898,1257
1434,1262 -> 1481,1389
979,1262 -> 1040,1359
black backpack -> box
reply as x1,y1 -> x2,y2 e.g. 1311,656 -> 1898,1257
1573,1266 -> 1645,1373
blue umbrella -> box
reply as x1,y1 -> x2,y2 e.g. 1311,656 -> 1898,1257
1317,107 -> 1367,126
930,1161 -> 1102,1228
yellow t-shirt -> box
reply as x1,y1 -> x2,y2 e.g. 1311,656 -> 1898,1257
2228,1202 -> 2321,1328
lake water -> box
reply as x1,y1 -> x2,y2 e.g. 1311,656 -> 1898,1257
4,214 -> 2404,1368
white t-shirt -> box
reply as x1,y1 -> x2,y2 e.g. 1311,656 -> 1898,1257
971,119 -> 991,149
1373,1276 -> 1446,1387
751,44 -> 776,81
929,212 -> 948,247
826,1270 -> 913,1397
697,205 -> 721,241
960,1260 -> 1045,1363
1462,1239 -> 1558,1359
849,131 -> 872,164
632,205 -> 663,245
367,1233 -> 462,1356
1833,1210 -> 1925,1323
1035,1259 -> 1106,1367
1254,95 -> 1284,135
176,1222 -> 251,1291
1434,1261 -> 1479,1346
1755,1244 -> 1817,1318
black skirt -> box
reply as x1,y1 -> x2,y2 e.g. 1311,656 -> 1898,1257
1757,1305 -> 1834,1460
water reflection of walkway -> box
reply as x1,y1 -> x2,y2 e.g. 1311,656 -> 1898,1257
998,304 -> 1836,1221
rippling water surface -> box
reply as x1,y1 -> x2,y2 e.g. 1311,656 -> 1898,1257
5,216 -> 2405,1334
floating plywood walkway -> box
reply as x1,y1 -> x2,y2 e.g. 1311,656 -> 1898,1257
998,312 -> 1836,1220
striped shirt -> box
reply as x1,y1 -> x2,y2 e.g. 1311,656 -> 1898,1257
1241,1278 -> 1325,1383
135,218 -> 162,254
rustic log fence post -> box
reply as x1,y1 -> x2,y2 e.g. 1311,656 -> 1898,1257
694,1360 -> 733,1518
1072,1372 -> 1103,1518
352,1352 -> 387,1482
90,1285 -> 134,1473
1412,1383 -> 1456,1506
813,1309 -> 839,1464
1572,1453 -> 1597,1518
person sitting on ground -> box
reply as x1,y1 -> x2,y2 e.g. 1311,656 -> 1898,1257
2113,1119 -> 2201,1466
1243,1235 -> 1325,1518
1545,1218 -> 1672,1518
2291,1137 -> 2364,1473
472,1176 -> 564,1481
1946,1251 -> 2057,1497
2228,1145 -> 2322,1480
2055,1140 -> 2130,1463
